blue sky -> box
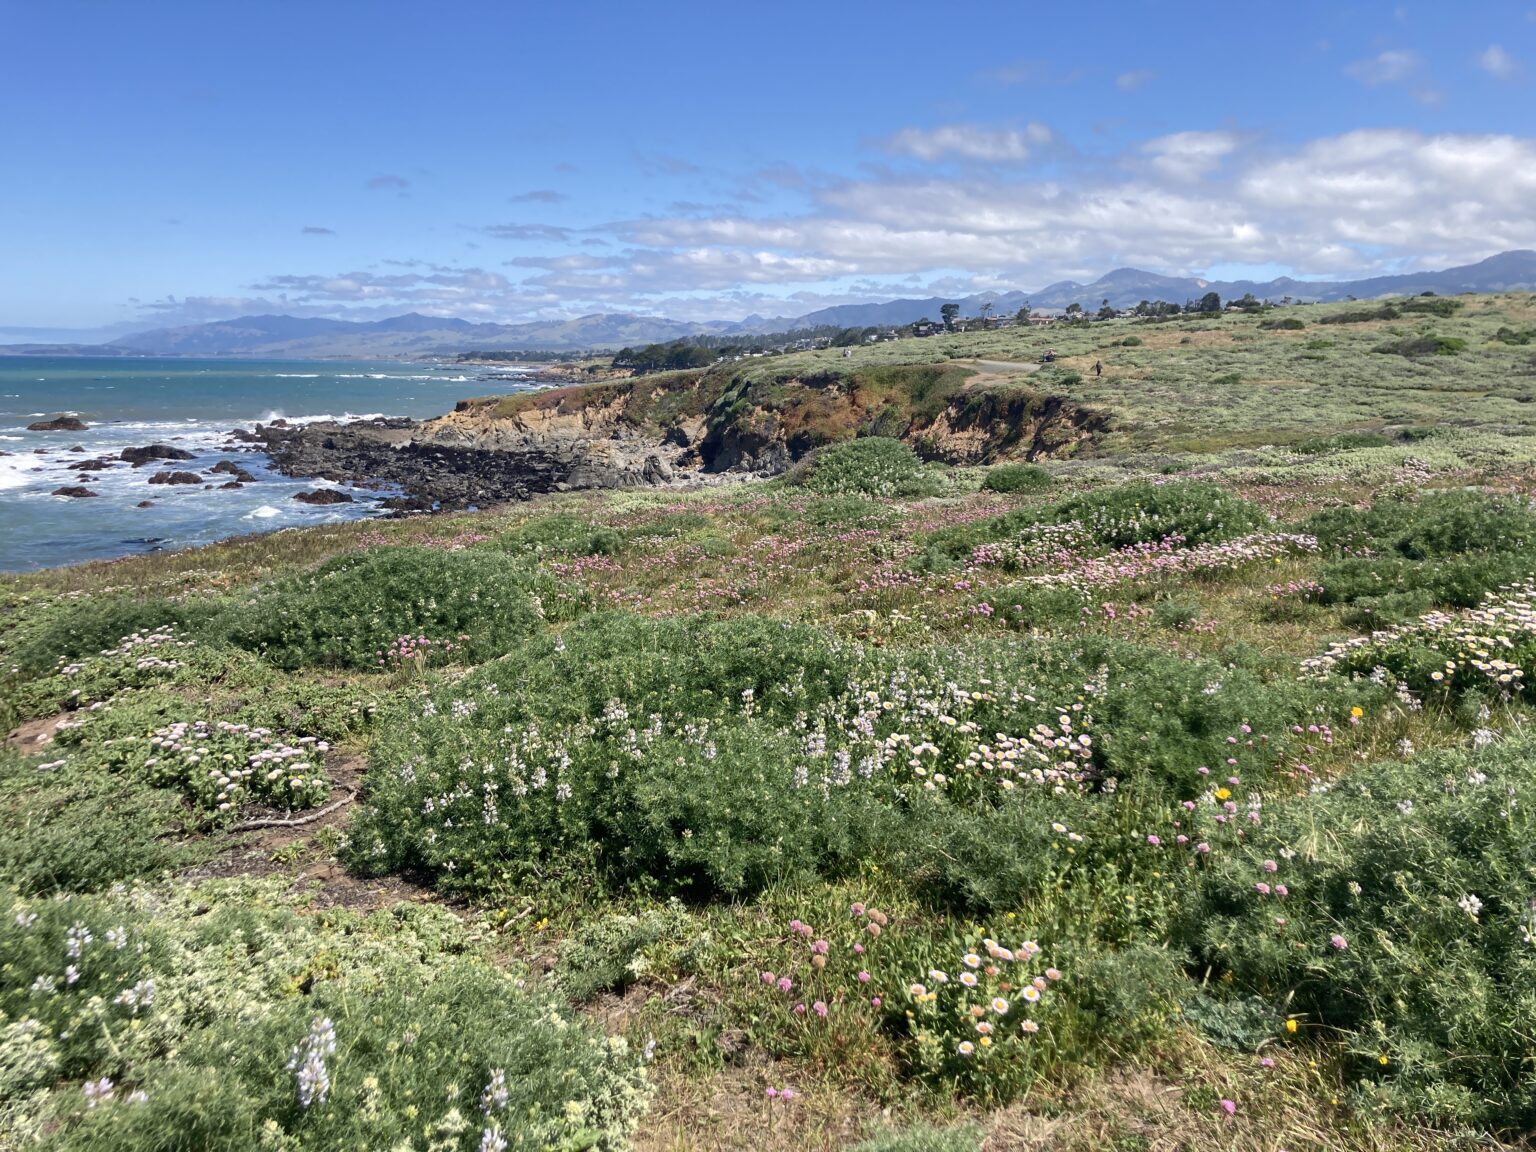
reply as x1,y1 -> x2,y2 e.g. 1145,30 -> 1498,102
2,0 -> 1534,336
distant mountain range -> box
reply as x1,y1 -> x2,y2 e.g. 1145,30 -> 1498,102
5,251 -> 1534,360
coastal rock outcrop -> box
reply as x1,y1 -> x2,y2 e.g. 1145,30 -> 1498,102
28,416 -> 88,432
122,444 -> 195,466
293,488 -> 355,505
52,485 -> 99,498
147,470 -> 203,485
252,366 -> 1107,515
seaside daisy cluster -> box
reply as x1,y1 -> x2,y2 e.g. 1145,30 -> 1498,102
1301,581 -> 1536,700
102,720 -> 332,821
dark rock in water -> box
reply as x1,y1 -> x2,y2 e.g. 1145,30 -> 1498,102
147,470 -> 203,485
218,481 -> 244,490
268,418 -> 290,428
381,494 -> 434,513
122,444 -> 195,466
293,489 -> 354,505
210,460 -> 257,482
136,500 -> 154,508
28,416 -> 88,432
229,427 -> 259,442
53,485 -> 99,498
74,458 -> 114,470
68,444 -> 86,452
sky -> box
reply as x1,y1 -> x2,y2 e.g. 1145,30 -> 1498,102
2,0 -> 1535,338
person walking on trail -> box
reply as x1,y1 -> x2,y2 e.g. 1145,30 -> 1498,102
1093,360 -> 1102,378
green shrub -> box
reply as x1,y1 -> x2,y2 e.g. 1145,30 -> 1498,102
1294,432 -> 1390,455
1372,335 -> 1467,357
1492,326 -> 1534,346
0,882 -> 650,1151
795,438 -> 945,498
1043,480 -> 1268,550
499,512 -> 624,558
980,463 -> 1053,494
552,905 -> 687,1002
223,547 -> 551,669
2,596 -> 218,681
0,760 -> 196,895
1259,317 -> 1306,331
1119,335 -> 1143,346
1173,743 -> 1536,1130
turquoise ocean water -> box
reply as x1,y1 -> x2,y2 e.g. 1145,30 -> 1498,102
0,357 -> 533,571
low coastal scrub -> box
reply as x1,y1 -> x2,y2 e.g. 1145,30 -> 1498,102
0,882 -> 649,1151
12,301 -> 1536,1152
792,437 -> 947,498
222,546 -> 554,669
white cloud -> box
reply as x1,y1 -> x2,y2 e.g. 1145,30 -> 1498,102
1116,69 -> 1156,91
1141,131 -> 1241,180
154,128 -> 1536,324
1346,49 -> 1420,85
885,123 -> 1050,162
1479,44 -> 1518,78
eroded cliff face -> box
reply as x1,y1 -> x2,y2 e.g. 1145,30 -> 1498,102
256,372 -> 1108,511
910,391 -> 1110,464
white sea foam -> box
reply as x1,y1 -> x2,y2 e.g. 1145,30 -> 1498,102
245,505 -> 284,519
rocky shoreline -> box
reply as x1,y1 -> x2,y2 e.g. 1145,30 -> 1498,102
249,413 -> 711,514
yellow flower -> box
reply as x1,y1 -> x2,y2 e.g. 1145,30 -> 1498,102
1214,787 -> 1231,801
1285,1019 -> 1298,1034
1350,706 -> 1364,719
1378,1054 -> 1389,1065
979,1036 -> 992,1047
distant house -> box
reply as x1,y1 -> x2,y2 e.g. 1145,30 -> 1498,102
1027,314 -> 1057,327
912,321 -> 942,337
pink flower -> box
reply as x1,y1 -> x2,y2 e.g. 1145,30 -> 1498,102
857,970 -> 871,983
789,919 -> 803,934
1197,842 -> 1211,854
811,939 -> 829,955
1260,1057 -> 1275,1069
793,1002 -> 806,1016
1330,934 -> 1348,951
766,1087 -> 778,1098
1255,882 -> 1271,896
780,1088 -> 796,1101
853,943 -> 865,955
812,1000 -> 828,1019
1275,884 -> 1288,897
1176,835 -> 1189,845
1263,859 -> 1278,873
777,977 -> 793,993
850,902 -> 866,917
870,996 -> 882,1008
1220,1099 -> 1236,1116
1147,835 -> 1162,846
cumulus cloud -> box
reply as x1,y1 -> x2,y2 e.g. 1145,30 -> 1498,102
300,225 -> 335,236
1141,131 -> 1240,180
1479,44 -> 1518,78
365,173 -> 410,190
885,123 -> 1051,162
150,128 -> 1536,325
1116,69 -> 1156,91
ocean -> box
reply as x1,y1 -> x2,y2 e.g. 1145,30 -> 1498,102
0,356 -> 536,572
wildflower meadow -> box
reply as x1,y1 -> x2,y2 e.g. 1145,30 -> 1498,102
5,294 -> 1536,1150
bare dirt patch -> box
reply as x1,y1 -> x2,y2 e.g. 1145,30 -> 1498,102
177,750 -> 437,913
6,712 -> 75,755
